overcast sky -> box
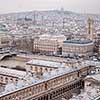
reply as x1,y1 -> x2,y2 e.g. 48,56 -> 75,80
0,0 -> 100,14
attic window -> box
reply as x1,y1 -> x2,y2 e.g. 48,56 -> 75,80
87,83 -> 91,86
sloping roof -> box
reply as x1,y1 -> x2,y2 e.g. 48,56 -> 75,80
85,74 -> 100,84
27,59 -> 62,68
63,39 -> 93,44
0,67 -> 26,78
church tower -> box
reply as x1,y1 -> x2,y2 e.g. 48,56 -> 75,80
87,17 -> 95,40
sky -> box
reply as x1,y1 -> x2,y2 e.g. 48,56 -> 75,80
0,0 -> 100,14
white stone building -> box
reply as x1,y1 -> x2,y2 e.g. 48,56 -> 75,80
62,39 -> 94,57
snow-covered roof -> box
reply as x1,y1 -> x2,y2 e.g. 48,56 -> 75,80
0,60 -> 91,97
0,66 -> 73,96
85,73 -> 100,82
4,82 -> 16,93
95,62 -> 100,67
0,67 -> 27,78
27,59 -> 62,68
39,33 -> 66,43
70,88 -> 100,100
63,38 -> 93,44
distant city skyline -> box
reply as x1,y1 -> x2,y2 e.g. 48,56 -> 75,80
0,0 -> 100,14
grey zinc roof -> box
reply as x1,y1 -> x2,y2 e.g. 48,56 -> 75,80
63,39 -> 93,44
27,59 -> 62,68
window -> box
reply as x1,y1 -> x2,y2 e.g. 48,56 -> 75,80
5,77 -> 8,83
1,76 -> 3,82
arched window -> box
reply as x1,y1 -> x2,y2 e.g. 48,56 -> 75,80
5,77 -> 8,83
45,68 -> 48,71
35,67 -> 38,72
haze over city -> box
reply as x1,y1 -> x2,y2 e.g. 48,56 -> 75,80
0,0 -> 100,100
0,0 -> 100,14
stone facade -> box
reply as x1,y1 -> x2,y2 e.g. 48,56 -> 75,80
33,38 -> 59,55
0,66 -> 92,100
62,39 -> 94,57
0,35 -> 12,49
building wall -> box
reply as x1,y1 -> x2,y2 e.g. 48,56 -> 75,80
96,67 -> 100,73
0,35 -> 12,48
14,37 -> 33,52
0,74 -> 18,84
0,66 -> 91,100
33,39 -> 59,55
28,65 -> 54,73
62,42 -> 94,57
